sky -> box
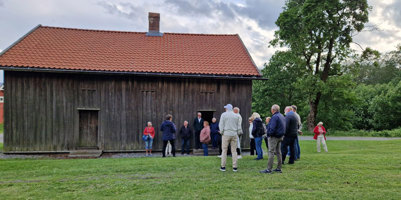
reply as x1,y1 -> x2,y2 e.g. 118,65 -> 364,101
0,0 -> 401,83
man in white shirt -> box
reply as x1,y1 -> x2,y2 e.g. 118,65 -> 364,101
233,107 -> 243,159
219,104 -> 242,172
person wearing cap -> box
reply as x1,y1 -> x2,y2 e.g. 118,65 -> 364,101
219,104 -> 242,172
313,122 -> 328,152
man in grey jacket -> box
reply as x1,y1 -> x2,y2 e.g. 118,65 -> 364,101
219,104 -> 242,172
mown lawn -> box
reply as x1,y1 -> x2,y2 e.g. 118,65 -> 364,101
0,140 -> 400,200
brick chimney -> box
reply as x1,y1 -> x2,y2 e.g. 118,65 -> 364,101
147,12 -> 163,36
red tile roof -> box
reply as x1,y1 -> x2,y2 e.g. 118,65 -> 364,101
0,25 -> 261,77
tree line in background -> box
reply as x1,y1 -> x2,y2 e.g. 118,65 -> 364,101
252,0 -> 401,132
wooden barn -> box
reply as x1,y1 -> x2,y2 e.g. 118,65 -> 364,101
0,13 -> 262,155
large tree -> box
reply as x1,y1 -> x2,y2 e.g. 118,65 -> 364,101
271,0 -> 370,130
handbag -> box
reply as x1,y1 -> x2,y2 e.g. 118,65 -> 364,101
142,134 -> 149,142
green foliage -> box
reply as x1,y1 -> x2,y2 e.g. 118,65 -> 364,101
270,0 -> 370,130
316,75 -> 357,130
1,140 -> 401,199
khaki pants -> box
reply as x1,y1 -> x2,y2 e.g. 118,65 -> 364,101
317,135 -> 328,152
221,135 -> 238,168
267,136 -> 283,171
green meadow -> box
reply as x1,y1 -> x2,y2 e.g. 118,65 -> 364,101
0,140 -> 400,199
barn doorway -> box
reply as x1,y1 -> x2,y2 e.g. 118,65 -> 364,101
199,110 -> 215,124
78,110 -> 99,149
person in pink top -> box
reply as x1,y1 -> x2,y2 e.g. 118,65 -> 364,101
200,121 -> 211,156
143,121 -> 156,156
313,122 -> 328,152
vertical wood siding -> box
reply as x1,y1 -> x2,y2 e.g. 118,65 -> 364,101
4,71 -> 253,152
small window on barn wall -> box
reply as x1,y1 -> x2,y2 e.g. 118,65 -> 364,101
199,81 -> 216,108
0,96 -> 4,103
80,88 -> 97,108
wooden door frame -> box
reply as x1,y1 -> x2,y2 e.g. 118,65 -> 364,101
76,108 -> 101,150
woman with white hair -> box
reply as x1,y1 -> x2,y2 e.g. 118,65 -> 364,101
251,112 -> 265,160
313,122 -> 328,152
143,121 -> 155,156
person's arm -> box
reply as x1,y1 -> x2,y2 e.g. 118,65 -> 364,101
171,123 -> 176,133
160,123 -> 164,132
143,128 -> 147,135
219,115 -> 225,135
268,117 -> 277,135
313,126 -> 319,134
322,126 -> 326,134
238,116 -> 243,135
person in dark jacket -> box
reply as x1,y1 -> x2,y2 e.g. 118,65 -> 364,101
281,106 -> 299,165
161,114 -> 177,157
251,112 -> 265,160
260,104 -> 286,174
179,120 -> 193,155
210,118 -> 220,149
193,112 -> 204,149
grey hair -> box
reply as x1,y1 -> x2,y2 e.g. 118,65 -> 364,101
197,112 -> 202,115
251,112 -> 261,120
147,121 -> 152,126
184,120 -> 188,123
285,106 -> 293,113
291,105 -> 297,111
233,107 -> 240,112
271,104 -> 280,112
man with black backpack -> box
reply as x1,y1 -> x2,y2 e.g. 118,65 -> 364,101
260,104 -> 286,174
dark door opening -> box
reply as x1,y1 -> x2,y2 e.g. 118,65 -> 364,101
199,111 -> 215,124
78,110 -> 99,149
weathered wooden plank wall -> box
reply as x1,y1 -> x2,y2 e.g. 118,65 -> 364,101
4,71 -> 252,152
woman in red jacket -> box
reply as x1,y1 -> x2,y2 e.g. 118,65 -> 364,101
313,122 -> 328,152
143,121 -> 156,156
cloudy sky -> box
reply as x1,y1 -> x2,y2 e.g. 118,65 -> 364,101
0,0 -> 400,82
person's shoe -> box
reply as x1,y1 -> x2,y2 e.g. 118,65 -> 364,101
220,167 -> 226,172
233,168 -> 238,172
217,155 -> 222,158
273,169 -> 282,173
237,155 -> 242,159
259,169 -> 272,174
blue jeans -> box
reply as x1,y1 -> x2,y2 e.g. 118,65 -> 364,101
202,143 -> 208,156
212,133 -> 219,148
145,137 -> 153,150
254,137 -> 263,159
181,138 -> 190,154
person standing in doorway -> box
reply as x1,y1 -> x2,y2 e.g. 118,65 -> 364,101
210,118 -> 220,149
179,120 -> 193,155
161,114 -> 177,157
193,112 -> 204,150
219,104 -> 242,172
233,107 -> 243,159
200,121 -> 211,156
143,121 -> 155,157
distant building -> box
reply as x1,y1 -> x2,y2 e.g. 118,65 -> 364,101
0,13 -> 262,154
0,84 -> 3,124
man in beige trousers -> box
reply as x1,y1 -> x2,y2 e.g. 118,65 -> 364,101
219,104 -> 242,172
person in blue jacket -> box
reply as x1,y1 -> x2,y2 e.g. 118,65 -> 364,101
260,104 -> 286,174
161,114 -> 177,157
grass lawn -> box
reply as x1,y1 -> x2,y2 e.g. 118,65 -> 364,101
0,140 -> 400,199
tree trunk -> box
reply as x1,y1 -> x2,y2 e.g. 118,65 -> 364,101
307,92 -> 321,131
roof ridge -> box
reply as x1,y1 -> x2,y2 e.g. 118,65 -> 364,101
40,25 -> 238,36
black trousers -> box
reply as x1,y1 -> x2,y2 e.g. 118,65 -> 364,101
194,130 -> 201,149
264,137 -> 269,149
162,140 -> 176,157
250,138 -> 256,155
281,136 -> 296,164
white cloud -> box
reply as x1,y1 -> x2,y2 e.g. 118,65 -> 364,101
0,0 -> 400,70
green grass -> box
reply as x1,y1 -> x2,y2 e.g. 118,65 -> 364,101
0,123 -> 3,134
302,127 -> 401,137
1,140 -> 401,199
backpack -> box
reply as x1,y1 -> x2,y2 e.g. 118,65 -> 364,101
252,119 -> 265,138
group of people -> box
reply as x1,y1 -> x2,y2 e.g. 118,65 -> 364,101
142,103 -> 329,173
